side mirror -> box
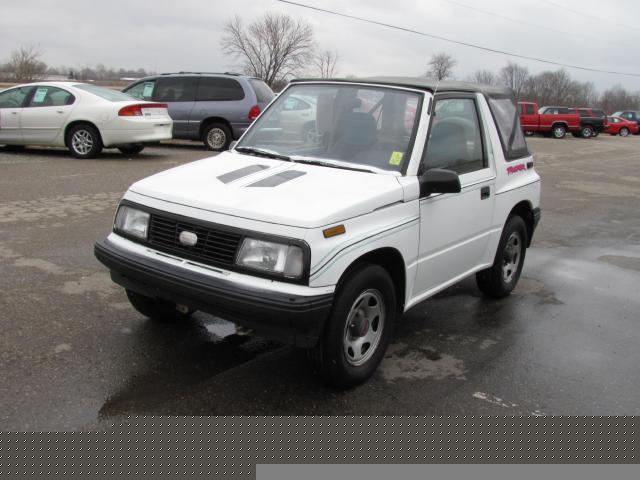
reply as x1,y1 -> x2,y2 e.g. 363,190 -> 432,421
419,168 -> 461,197
229,140 -> 238,150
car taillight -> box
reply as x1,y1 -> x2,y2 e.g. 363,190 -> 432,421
248,105 -> 260,121
118,103 -> 168,116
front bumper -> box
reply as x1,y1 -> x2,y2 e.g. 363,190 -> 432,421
94,238 -> 332,347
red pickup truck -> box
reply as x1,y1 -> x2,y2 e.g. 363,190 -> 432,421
518,102 -> 581,139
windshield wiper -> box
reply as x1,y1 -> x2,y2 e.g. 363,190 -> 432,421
235,146 -> 293,162
292,157 -> 376,174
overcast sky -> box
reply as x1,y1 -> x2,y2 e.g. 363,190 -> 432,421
1,0 -> 639,92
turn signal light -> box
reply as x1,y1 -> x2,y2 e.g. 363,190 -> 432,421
248,105 -> 261,121
323,224 -> 346,238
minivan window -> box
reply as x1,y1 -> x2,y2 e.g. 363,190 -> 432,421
249,79 -> 275,103
0,86 -> 32,108
196,77 -> 245,101
125,81 -> 156,101
154,77 -> 197,102
28,86 -> 75,107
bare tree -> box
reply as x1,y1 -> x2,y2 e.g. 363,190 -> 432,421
426,52 -> 456,81
499,61 -> 529,99
468,69 -> 497,86
221,13 -> 315,87
313,50 -> 339,78
9,45 -> 46,82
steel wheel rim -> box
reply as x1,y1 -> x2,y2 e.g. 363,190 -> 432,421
502,231 -> 522,284
207,128 -> 226,149
343,289 -> 385,367
72,130 -> 93,155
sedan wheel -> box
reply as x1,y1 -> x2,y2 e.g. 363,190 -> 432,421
67,124 -> 103,159
619,128 -> 629,137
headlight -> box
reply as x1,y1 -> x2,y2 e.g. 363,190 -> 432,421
236,238 -> 304,278
114,205 -> 150,239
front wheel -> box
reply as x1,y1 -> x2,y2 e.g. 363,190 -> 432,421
126,289 -> 194,322
67,124 -> 103,158
619,127 -> 629,137
308,263 -> 396,388
203,123 -> 232,151
118,144 -> 145,155
476,215 -> 528,298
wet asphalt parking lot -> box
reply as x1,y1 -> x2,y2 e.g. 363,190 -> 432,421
1,135 -> 639,430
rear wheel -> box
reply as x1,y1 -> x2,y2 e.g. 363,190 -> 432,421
476,215 -> 528,299
580,126 -> 594,138
551,124 -> 566,139
126,289 -> 194,322
203,123 -> 231,151
67,124 -> 103,158
619,127 -> 630,137
524,130 -> 535,137
118,144 -> 145,155
308,263 -> 396,388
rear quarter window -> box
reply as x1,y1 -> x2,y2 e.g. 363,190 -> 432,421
196,78 -> 245,101
487,95 -> 530,161
248,79 -> 275,103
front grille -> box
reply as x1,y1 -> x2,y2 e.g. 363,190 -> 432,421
147,214 -> 242,268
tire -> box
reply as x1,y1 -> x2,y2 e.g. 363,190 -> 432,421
580,126 -> 594,138
67,124 -> 103,159
308,263 -> 396,388
126,289 -> 194,322
524,130 -> 535,137
619,128 -> 629,137
118,144 -> 145,155
551,124 -> 566,139
476,215 -> 528,299
592,130 -> 599,138
202,123 -> 232,151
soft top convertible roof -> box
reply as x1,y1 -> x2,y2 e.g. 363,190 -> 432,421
291,76 -> 512,98
290,76 -> 530,161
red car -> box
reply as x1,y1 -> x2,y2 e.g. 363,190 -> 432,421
605,116 -> 639,136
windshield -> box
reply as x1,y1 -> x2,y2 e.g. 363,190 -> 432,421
73,84 -> 136,102
237,83 -> 422,173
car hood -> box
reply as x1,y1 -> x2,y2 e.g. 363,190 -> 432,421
129,151 -> 405,228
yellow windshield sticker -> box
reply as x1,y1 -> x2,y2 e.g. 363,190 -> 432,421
389,151 -> 404,166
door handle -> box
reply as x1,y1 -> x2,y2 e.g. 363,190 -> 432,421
10,111 -> 18,115
56,110 -> 64,114
480,186 -> 490,200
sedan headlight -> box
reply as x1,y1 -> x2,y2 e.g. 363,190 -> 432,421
236,238 -> 304,278
114,205 -> 150,239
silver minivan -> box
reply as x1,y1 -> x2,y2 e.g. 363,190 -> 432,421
123,72 -> 275,150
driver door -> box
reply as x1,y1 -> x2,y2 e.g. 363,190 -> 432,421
0,86 -> 33,144
413,94 -> 496,299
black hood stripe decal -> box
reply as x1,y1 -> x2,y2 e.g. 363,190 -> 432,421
217,164 -> 269,184
247,170 -> 306,187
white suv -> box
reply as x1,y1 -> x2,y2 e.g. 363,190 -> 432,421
95,78 -> 541,387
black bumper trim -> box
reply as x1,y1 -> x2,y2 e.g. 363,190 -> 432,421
94,239 -> 333,347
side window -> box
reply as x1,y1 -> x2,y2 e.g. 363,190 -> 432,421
125,81 -> 155,101
578,109 -> 589,117
154,77 -> 197,102
196,77 -> 245,101
282,97 -> 309,111
424,97 -> 486,175
525,104 -> 534,115
27,86 -> 75,107
0,87 -> 32,108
